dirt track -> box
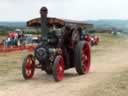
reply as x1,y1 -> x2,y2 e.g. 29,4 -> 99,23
0,34 -> 128,96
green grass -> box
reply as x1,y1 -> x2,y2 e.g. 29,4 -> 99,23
0,32 -> 7,35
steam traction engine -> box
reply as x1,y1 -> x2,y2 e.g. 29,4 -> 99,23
22,7 -> 91,81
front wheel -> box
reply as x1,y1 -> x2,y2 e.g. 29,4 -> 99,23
22,54 -> 35,80
53,55 -> 64,81
45,63 -> 53,75
74,41 -> 91,74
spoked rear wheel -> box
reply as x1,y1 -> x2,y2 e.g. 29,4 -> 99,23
75,41 -> 91,74
22,54 -> 35,79
53,55 -> 64,81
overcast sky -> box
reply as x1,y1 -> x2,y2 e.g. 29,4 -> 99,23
0,0 -> 128,21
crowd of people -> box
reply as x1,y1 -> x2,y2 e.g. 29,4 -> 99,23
3,29 -> 24,47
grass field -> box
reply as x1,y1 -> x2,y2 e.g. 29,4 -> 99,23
0,33 -> 125,76
0,33 -> 128,96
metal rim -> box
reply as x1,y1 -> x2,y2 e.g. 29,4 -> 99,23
54,56 -> 64,81
81,43 -> 90,73
23,55 -> 35,79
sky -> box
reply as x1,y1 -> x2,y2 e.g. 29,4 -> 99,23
0,0 -> 128,21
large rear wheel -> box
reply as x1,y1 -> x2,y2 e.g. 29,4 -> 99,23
53,55 -> 64,81
22,54 -> 35,79
74,41 -> 91,74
